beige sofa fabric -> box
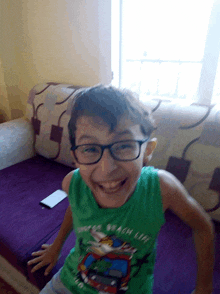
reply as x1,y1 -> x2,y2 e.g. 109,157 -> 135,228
0,117 -> 34,170
26,83 -> 85,168
148,100 -> 220,221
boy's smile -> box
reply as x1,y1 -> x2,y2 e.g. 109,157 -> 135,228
72,116 -> 150,208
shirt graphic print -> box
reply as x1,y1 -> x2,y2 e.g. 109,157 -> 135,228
76,229 -> 153,293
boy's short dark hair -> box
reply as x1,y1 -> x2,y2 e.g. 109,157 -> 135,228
68,85 -> 155,148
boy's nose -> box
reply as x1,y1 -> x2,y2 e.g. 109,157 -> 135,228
99,149 -> 117,173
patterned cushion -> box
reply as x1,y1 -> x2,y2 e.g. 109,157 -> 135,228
146,99 -> 220,221
26,82 -> 86,168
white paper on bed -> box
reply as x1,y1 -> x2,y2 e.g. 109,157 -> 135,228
40,189 -> 67,208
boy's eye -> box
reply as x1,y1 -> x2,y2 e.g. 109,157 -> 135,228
116,144 -> 131,150
80,145 -> 100,154
113,141 -> 137,152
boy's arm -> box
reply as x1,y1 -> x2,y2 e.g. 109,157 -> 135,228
158,170 -> 215,294
53,171 -> 74,248
28,171 -> 74,275
51,203 -> 73,250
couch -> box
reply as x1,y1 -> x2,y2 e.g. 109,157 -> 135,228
1,82 -> 220,292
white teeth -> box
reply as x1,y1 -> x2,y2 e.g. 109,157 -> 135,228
100,180 -> 122,189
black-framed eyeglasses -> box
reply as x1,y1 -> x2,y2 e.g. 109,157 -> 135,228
71,138 -> 149,165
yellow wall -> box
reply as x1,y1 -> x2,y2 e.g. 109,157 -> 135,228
0,58 -> 11,121
0,0 -> 111,121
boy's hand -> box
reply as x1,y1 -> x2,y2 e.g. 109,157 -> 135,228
27,244 -> 61,276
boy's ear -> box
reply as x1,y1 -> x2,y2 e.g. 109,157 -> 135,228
143,138 -> 157,165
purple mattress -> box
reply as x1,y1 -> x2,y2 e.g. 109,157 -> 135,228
0,155 -> 75,277
153,211 -> 220,294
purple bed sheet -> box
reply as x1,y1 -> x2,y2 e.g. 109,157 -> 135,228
0,155 -> 74,277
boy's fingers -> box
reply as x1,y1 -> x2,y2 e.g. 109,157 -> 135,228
41,244 -> 50,249
28,256 -> 43,265
45,263 -> 53,276
31,245 -> 50,256
31,260 -> 46,273
31,250 -> 44,256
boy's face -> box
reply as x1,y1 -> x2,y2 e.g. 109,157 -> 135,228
72,115 -> 156,208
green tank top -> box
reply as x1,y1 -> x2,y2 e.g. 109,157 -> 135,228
60,166 -> 165,294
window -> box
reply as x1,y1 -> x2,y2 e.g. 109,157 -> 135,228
111,0 -> 220,105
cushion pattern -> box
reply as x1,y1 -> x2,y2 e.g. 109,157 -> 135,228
147,100 -> 220,221
26,83 -> 86,168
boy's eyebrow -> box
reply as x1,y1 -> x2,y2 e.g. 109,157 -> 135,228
78,135 -> 97,143
113,129 -> 133,137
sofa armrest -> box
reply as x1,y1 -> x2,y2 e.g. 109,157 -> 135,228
0,117 -> 35,170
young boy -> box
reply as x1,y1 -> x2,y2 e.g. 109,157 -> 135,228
28,85 -> 214,294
